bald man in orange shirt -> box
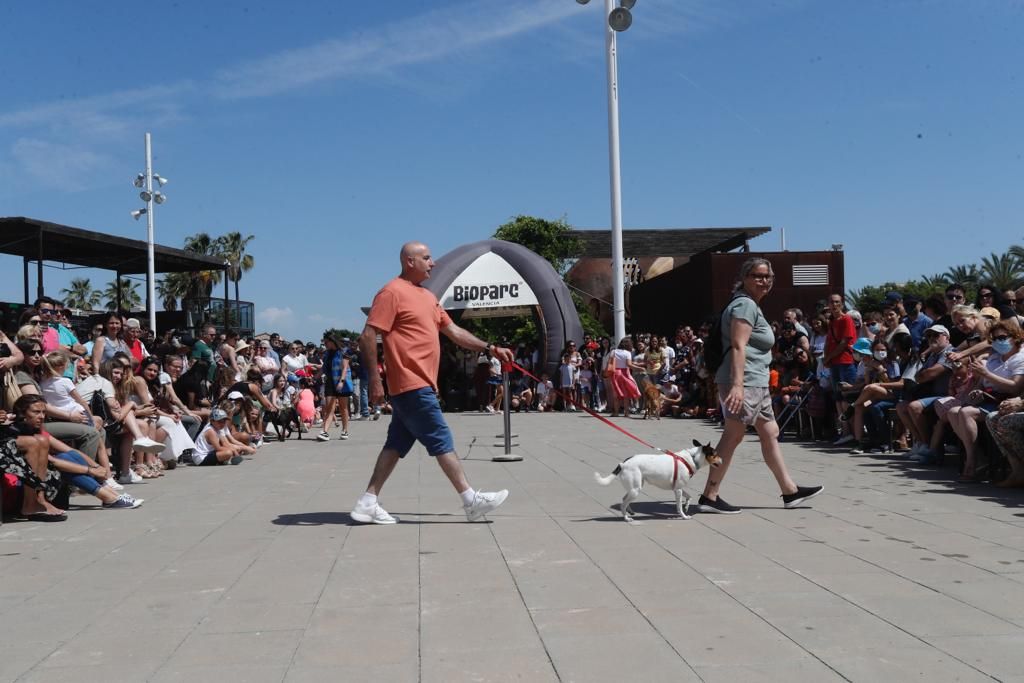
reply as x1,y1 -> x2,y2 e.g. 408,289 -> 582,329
350,241 -> 515,524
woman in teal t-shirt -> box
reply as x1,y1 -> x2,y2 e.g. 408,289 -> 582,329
698,257 -> 823,515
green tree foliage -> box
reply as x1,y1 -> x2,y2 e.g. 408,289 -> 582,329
218,231 -> 256,308
60,277 -> 101,310
102,279 -> 142,311
848,242 -> 1024,312
156,273 -> 191,311
493,215 -> 582,276
183,232 -> 224,299
323,328 -> 362,343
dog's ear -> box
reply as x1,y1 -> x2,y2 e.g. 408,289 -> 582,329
692,439 -> 701,448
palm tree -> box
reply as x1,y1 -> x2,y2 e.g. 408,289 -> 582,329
917,273 -> 949,291
102,279 -> 142,312
217,231 -> 255,319
979,252 -> 1024,291
183,232 -> 224,300
60,277 -> 102,311
943,264 -> 980,287
156,273 -> 191,311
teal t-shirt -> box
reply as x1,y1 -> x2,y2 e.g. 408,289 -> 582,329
714,295 -> 775,388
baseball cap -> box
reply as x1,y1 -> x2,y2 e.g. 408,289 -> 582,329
903,294 -> 921,305
884,291 -> 903,304
211,408 -> 228,421
925,324 -> 950,337
227,390 -> 245,400
124,318 -> 141,329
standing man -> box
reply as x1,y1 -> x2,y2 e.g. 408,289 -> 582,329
350,241 -> 513,525
192,324 -> 218,384
52,300 -> 87,379
901,294 -> 933,350
824,293 -> 858,447
346,338 -> 371,420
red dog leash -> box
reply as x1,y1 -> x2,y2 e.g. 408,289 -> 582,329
506,360 -> 695,482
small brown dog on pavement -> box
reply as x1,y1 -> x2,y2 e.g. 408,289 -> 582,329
642,381 -> 662,420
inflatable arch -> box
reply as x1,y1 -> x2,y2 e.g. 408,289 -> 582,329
424,239 -> 584,377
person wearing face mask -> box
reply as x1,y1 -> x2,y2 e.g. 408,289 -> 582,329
946,321 -> 1024,482
895,325 -> 956,463
844,339 -> 901,453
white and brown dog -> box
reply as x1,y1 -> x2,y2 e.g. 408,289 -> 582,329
594,439 -> 721,521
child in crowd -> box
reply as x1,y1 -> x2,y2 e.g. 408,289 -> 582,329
559,354 -> 575,411
579,358 -> 595,410
536,373 -> 555,412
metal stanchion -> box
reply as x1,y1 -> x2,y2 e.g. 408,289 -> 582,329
492,370 -> 523,462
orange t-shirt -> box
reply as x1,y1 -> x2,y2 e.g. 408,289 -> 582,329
366,277 -> 453,395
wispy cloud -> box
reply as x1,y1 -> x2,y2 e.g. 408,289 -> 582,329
211,1 -> 580,99
259,306 -> 294,327
11,138 -> 114,191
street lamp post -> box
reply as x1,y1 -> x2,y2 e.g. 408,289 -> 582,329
131,132 -> 168,336
579,0 -> 635,343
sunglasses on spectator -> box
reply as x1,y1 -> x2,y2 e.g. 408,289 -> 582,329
28,319 -> 42,324
26,349 -> 43,356
38,307 -> 53,314
945,294 -> 965,301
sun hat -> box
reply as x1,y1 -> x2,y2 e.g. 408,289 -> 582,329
926,324 -> 950,337
235,340 -> 251,352
980,306 -> 1001,320
227,390 -> 245,400
852,338 -> 873,357
211,408 -> 229,421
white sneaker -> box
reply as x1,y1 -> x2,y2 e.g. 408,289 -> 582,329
372,410 -> 381,421
350,501 -> 398,524
132,437 -> 166,454
106,477 -> 125,492
118,469 -> 143,485
316,431 -> 330,442
338,431 -> 349,440
464,490 -> 509,521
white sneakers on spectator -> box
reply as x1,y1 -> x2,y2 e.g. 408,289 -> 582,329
132,437 -> 165,454
106,478 -> 124,492
464,489 -> 509,521
316,431 -> 330,442
117,469 -> 143,485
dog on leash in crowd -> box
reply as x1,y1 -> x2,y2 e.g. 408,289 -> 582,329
642,381 -> 663,420
594,439 -> 721,521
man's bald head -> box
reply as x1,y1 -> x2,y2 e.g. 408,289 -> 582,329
399,242 -> 434,284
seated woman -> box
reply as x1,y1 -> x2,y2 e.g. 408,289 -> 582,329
773,346 -> 814,416
0,408 -> 66,520
224,394 -> 263,447
844,337 -> 901,453
948,304 -> 992,362
947,320 -> 1024,481
136,358 -> 196,466
9,395 -> 142,509
268,374 -> 298,440
190,408 -> 253,466
13,340 -> 106,466
109,354 -> 168,479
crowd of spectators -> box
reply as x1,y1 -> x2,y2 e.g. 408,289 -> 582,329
459,281 -> 1024,487
0,297 -> 383,522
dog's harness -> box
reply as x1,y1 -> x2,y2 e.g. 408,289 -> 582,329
509,360 -> 695,479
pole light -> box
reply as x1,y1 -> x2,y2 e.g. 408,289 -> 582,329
130,132 -> 168,336
578,0 -> 634,343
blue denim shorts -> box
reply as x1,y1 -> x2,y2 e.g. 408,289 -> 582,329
829,364 -> 858,394
384,387 -> 456,457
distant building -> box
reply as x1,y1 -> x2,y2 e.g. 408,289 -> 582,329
566,227 -> 843,334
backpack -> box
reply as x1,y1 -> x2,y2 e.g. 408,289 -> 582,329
703,293 -> 755,377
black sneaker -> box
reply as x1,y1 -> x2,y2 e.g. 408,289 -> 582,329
698,494 -> 742,514
782,485 -> 824,509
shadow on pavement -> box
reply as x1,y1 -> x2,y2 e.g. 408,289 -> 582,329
271,512 -> 487,526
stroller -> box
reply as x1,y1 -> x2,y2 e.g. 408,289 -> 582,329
776,373 -> 818,441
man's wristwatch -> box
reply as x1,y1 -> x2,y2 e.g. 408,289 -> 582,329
486,343 -> 494,353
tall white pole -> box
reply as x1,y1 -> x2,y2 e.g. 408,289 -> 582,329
144,132 -> 157,335
604,0 -> 626,344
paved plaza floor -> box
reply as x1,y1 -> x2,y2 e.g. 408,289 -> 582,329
3,411 -> 1024,682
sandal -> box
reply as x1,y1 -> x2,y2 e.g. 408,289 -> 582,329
134,465 -> 156,479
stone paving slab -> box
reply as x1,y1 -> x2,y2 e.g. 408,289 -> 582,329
3,411 -> 1024,681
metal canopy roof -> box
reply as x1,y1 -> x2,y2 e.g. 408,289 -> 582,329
570,226 -> 772,258
0,216 -> 226,274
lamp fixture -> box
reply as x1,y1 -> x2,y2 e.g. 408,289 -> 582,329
153,192 -> 166,204
133,173 -> 145,188
152,173 -> 168,187
131,208 -> 148,220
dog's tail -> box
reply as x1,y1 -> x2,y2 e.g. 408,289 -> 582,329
593,464 -> 621,486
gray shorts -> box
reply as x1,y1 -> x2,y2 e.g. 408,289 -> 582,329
718,386 -> 774,426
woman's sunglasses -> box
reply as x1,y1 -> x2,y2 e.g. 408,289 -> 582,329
26,349 -> 43,357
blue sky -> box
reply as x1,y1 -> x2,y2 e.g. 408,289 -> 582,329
1,0 -> 1021,339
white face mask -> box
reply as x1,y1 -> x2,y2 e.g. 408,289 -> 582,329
873,350 -> 887,361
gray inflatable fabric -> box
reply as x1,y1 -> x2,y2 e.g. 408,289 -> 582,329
424,239 -> 584,378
